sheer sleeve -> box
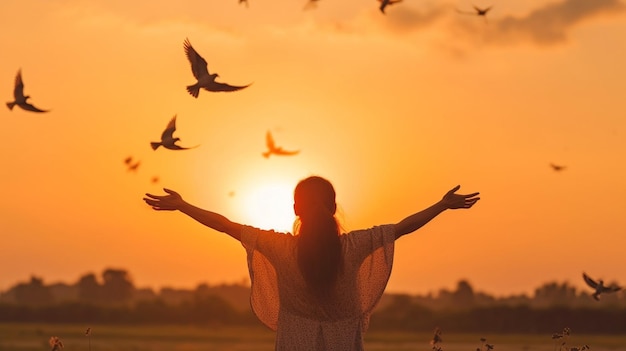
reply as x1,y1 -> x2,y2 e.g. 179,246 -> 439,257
342,224 -> 396,330
240,225 -> 293,330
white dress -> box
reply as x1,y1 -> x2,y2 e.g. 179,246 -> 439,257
240,224 -> 396,351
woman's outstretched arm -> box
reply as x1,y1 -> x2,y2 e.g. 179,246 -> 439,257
143,188 -> 243,241
394,185 -> 480,239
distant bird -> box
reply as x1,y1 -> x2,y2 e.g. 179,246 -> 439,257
183,38 -> 251,98
6,69 -> 49,113
239,0 -> 249,7
151,176 -> 160,184
151,115 -> 198,150
378,0 -> 402,14
127,162 -> 140,173
124,156 -> 140,172
473,5 -> 492,16
262,131 -> 300,158
582,272 -> 622,301
457,5 -> 493,23
550,163 -> 567,172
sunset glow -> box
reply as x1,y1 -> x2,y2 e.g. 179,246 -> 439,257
1,0 -> 625,297
243,181 -> 296,232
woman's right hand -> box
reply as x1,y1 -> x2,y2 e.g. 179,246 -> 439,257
143,188 -> 185,211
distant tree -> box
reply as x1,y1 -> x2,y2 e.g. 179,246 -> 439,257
133,287 -> 158,303
101,268 -> 134,304
14,276 -> 53,305
533,281 -> 577,308
194,282 -> 252,312
374,293 -> 413,325
159,287 -> 194,305
451,280 -> 475,308
77,273 -> 101,303
188,293 -> 239,324
497,293 -> 532,307
195,283 -> 211,296
49,282 -> 78,302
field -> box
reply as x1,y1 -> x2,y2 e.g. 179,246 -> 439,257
1,324 -> 625,351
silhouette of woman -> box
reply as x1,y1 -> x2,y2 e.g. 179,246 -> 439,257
143,176 -> 479,351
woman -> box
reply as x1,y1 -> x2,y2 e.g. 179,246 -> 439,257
143,176 -> 479,350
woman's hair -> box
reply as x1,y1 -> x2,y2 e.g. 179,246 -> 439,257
294,176 -> 341,301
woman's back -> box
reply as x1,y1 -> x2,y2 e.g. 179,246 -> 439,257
241,224 -> 397,350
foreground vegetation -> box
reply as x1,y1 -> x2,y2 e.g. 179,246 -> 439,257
1,324 -> 625,351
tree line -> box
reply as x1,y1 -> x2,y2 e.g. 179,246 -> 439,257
1,269 -> 624,333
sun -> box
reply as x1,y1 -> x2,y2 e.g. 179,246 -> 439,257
243,182 -> 296,233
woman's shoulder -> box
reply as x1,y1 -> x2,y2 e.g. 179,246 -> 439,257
342,224 -> 395,237
243,225 -> 295,236
241,225 -> 295,249
340,224 -> 396,249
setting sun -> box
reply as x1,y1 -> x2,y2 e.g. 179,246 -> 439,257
243,182 -> 296,233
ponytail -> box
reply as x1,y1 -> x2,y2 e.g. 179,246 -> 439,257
294,177 -> 341,301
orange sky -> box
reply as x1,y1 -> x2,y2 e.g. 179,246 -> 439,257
1,0 -> 625,297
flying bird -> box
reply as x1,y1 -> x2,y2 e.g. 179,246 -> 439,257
183,38 -> 251,98
151,115 -> 198,150
583,272 -> 622,301
472,5 -> 492,16
550,163 -> 566,172
378,0 -> 402,14
262,131 -> 300,158
457,5 -> 493,23
6,69 -> 49,113
124,156 -> 140,172
239,0 -> 249,7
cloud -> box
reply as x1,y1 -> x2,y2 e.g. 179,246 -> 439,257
483,0 -> 625,46
39,0 -> 626,57
333,0 -> 625,50
376,2 -> 452,34
437,0 -> 625,48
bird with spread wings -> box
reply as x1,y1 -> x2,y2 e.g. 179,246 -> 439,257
456,5 -> 493,23
262,131 -> 300,158
550,163 -> 567,172
151,115 -> 198,150
583,272 -> 622,301
6,69 -> 49,113
183,38 -> 251,98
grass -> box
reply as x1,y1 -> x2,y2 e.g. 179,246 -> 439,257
1,324 -> 625,351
